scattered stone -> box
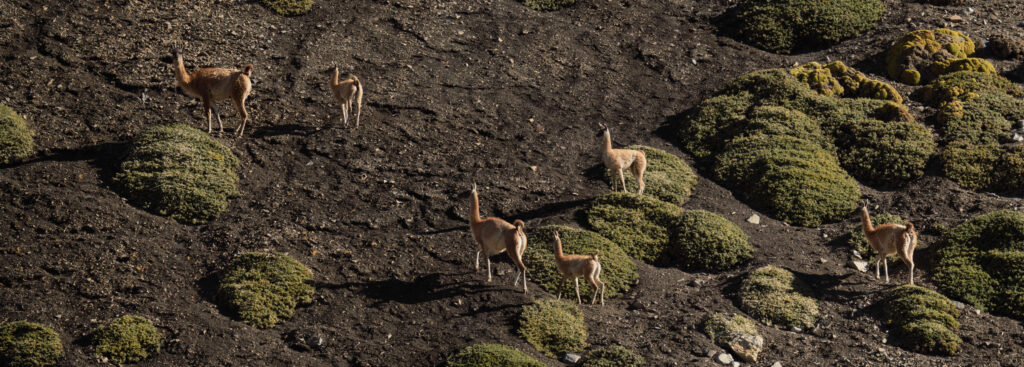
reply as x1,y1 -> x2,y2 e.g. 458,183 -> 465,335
731,362 -> 741,367
851,259 -> 869,272
716,352 -> 734,365
308,336 -> 324,349
561,353 -> 581,363
852,250 -> 862,259
704,348 -> 716,358
947,15 -> 963,22
728,333 -> 764,362
1012,133 -> 1023,142
746,214 -> 760,225
974,309 -> 982,315
790,326 -> 802,333
819,258 -> 828,264
772,362 -> 783,367
952,301 -> 966,310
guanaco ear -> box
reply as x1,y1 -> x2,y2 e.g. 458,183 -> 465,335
472,183 -> 477,193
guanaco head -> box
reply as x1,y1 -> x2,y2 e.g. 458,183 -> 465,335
595,123 -> 609,137
550,231 -> 561,246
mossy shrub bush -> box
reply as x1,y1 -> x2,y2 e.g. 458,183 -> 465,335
524,225 -> 637,300
523,0 -> 574,11
90,316 -> 162,364
701,313 -> 760,349
446,344 -> 544,367
668,210 -> 752,271
933,210 -> 1024,319
727,0 -> 884,54
0,103 -> 34,166
0,321 -> 62,367
790,61 -> 903,103
580,345 -> 644,367
849,212 -> 903,260
260,0 -> 313,16
831,116 -> 937,187
886,29 -> 978,85
738,266 -> 819,329
518,299 -> 587,357
921,71 -> 1024,105
583,192 -> 684,263
606,145 -> 697,206
880,285 -> 962,355
218,252 -> 314,328
113,124 -> 239,224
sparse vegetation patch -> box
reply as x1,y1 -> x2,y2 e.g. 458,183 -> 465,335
738,266 -> 820,329
0,104 -> 34,166
90,316 -> 162,364
218,252 -> 315,328
524,225 -> 637,300
518,299 -> 588,357
260,0 -> 314,16
446,344 -> 545,367
580,345 -> 645,367
0,321 -> 63,367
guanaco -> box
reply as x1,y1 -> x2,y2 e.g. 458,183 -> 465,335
330,67 -> 363,127
597,124 -> 646,195
861,206 -> 918,285
173,52 -> 253,137
551,231 -> 605,305
469,184 -> 528,293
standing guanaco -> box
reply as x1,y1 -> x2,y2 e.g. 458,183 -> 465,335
861,206 -> 918,285
597,124 -> 646,195
551,231 -> 605,305
330,67 -> 363,127
173,52 -> 252,137
468,184 -> 528,293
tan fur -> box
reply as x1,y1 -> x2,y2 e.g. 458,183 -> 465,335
174,53 -> 252,137
861,206 -> 918,285
330,67 -> 363,127
551,231 -> 605,305
599,125 -> 646,195
469,184 -> 528,293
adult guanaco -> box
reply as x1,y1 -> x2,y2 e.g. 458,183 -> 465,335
597,124 -> 646,195
861,206 -> 918,285
551,231 -> 605,305
468,184 -> 528,293
329,67 -> 363,127
173,52 -> 252,137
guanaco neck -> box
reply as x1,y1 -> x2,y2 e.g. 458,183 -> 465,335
331,68 -> 340,87
174,55 -> 191,87
553,237 -> 564,259
470,190 -> 482,224
602,130 -> 612,153
861,208 -> 875,233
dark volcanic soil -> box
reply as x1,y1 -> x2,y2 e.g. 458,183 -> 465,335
3,0 -> 1024,366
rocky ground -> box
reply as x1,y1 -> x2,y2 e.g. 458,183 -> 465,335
2,0 -> 1024,366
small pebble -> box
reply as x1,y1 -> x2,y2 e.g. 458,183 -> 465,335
716,353 -> 734,365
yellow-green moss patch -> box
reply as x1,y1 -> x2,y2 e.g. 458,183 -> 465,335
218,252 -> 314,328
518,299 -> 587,357
880,285 -> 962,355
0,321 -> 63,367
701,313 -> 760,349
524,225 -> 637,300
89,316 -> 162,364
738,266 -> 819,329
0,104 -> 34,166
790,61 -> 902,103
886,29 -> 982,85
446,344 -> 544,367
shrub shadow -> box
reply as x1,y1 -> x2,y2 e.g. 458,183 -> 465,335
9,141 -> 130,185
331,272 -> 506,307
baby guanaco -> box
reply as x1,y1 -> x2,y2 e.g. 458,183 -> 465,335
551,231 -> 605,305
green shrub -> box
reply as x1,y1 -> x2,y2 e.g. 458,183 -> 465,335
789,61 -> 903,103
518,299 -> 587,357
113,124 -> 239,224
524,225 -> 637,300
880,285 -> 962,355
90,316 -> 162,364
668,210 -> 752,271
0,321 -> 62,367
933,210 -> 1024,320
701,313 -> 760,348
606,145 -> 697,206
933,57 -> 996,76
583,192 -> 684,263
738,266 -> 819,329
260,0 -> 313,15
0,104 -> 34,166
580,345 -> 645,367
921,71 -> 1024,105
523,0 -> 574,11
446,344 -> 544,367
218,252 -> 314,328
727,0 -> 884,54
886,29 -> 978,85
848,212 -> 903,260
678,69 -> 933,226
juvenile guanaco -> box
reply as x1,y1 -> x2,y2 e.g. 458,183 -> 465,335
551,231 -> 605,305
469,184 -> 528,293
330,67 -> 363,127
861,206 -> 918,285
597,124 -> 646,195
173,52 -> 253,137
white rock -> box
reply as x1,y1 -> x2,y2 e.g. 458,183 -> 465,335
746,214 -> 760,225
716,353 -> 734,365
561,353 -> 581,363
731,362 -> 741,367
1013,133 -> 1023,142
852,250 -> 862,259
851,260 -> 869,272
772,362 -> 783,367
